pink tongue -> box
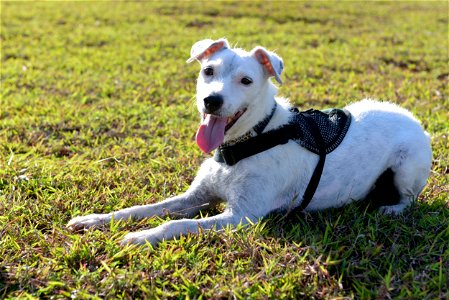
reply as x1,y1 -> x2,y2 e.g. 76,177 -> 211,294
196,114 -> 227,153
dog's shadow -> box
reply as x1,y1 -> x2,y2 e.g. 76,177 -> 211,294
257,198 -> 448,267
258,169 -> 435,243
196,195 -> 447,250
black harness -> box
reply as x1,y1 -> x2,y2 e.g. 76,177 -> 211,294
214,104 -> 352,212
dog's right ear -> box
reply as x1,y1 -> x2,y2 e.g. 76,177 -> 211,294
251,47 -> 284,84
186,38 -> 230,63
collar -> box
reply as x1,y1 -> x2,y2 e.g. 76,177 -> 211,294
214,103 -> 277,164
221,102 -> 277,147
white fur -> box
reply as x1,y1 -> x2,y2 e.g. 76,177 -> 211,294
67,39 -> 432,246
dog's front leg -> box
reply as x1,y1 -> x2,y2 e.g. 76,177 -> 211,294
120,209 -> 250,246
67,187 -> 219,232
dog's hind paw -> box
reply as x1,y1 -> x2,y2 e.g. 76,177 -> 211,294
66,214 -> 108,232
379,203 -> 409,215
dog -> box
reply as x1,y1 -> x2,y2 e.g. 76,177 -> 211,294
67,38 -> 432,246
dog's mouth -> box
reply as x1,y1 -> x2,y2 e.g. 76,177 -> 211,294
196,108 -> 247,154
225,108 -> 247,133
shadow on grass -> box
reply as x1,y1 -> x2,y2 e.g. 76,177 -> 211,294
259,199 -> 449,297
0,266 -> 17,299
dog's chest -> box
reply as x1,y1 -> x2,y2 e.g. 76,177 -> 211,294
199,144 -> 314,202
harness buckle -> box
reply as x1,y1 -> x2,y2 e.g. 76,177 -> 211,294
218,147 -> 238,166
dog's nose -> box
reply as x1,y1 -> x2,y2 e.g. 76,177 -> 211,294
203,95 -> 223,113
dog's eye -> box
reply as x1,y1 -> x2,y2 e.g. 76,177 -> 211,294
241,77 -> 253,86
203,67 -> 214,76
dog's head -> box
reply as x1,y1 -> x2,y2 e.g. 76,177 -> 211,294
187,38 -> 284,153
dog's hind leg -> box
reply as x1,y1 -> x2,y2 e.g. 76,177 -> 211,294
379,142 -> 432,214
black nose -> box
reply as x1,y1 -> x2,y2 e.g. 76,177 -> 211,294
203,95 -> 223,113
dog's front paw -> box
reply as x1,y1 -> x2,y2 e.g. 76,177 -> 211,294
120,229 -> 162,247
66,214 -> 108,232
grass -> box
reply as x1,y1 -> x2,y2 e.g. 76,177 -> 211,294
1,1 -> 448,299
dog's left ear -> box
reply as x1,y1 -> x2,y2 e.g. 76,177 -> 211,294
187,38 -> 230,63
251,47 -> 284,84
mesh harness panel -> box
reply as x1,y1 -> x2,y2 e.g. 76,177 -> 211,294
290,108 -> 352,155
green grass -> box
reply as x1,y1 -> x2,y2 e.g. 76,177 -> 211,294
1,1 -> 448,299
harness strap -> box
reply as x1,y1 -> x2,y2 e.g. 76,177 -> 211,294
291,111 -> 326,212
215,123 -> 298,166
253,103 -> 277,135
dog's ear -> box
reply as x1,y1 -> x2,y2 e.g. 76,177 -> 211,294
251,47 -> 284,84
187,38 -> 230,63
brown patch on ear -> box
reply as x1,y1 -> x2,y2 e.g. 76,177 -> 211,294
197,41 -> 226,61
187,40 -> 228,63
254,49 -> 276,77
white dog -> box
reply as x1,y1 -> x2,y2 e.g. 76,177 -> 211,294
67,39 -> 432,246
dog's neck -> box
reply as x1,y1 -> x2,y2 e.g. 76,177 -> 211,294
223,82 -> 278,144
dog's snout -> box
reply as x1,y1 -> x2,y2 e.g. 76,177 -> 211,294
203,95 -> 224,113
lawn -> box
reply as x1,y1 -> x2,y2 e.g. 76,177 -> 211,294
1,1 -> 448,299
